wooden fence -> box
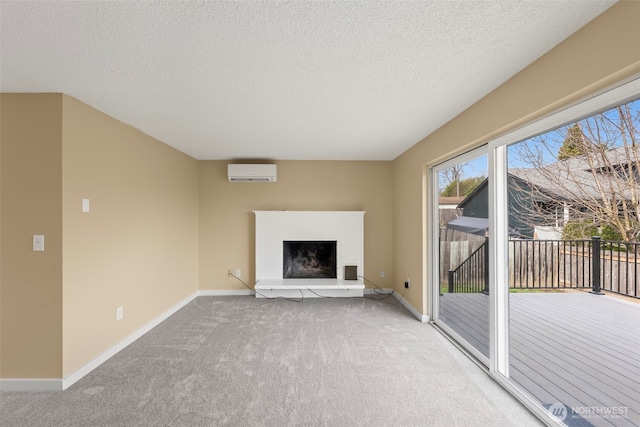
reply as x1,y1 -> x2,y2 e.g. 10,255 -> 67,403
439,228 -> 485,281
441,234 -> 639,298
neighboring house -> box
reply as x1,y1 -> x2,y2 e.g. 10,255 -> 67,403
439,196 -> 465,210
448,175 -> 529,238
448,181 -> 490,236
510,145 -> 640,238
438,196 -> 464,227
451,145 -> 640,239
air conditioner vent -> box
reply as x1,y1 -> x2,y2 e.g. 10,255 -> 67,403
227,164 -> 277,182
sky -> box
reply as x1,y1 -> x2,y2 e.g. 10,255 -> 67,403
439,97 -> 640,187
508,98 -> 640,169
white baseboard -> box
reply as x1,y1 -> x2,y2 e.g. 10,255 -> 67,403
364,288 -> 429,322
393,291 -> 430,323
1,291 -> 199,392
61,291 -> 199,390
1,288 -> 428,392
1,290 -> 260,392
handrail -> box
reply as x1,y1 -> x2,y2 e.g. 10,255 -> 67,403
446,236 -> 639,298
448,238 -> 488,293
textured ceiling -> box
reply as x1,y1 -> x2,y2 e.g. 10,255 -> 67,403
0,1 -> 615,160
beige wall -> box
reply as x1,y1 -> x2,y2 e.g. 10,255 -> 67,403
61,96 -> 199,376
0,94 -> 199,379
1,94 -> 64,378
392,1 -> 640,315
199,161 -> 393,290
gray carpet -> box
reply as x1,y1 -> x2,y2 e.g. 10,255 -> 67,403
0,296 -> 543,426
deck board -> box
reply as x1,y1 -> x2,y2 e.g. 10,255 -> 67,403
438,292 -> 640,427
439,293 -> 490,357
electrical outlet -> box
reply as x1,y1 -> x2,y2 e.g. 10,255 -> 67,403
404,278 -> 410,289
235,269 -> 241,278
116,306 -> 123,320
228,269 -> 234,277
380,271 -> 385,278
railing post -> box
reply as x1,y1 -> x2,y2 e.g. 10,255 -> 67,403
591,236 -> 604,295
483,237 -> 489,294
448,270 -> 454,293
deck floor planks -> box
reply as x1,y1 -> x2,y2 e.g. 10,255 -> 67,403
509,322 -> 639,403
507,295 -> 640,426
509,299 -> 640,385
509,335 -> 638,427
511,294 -> 640,353
509,326 -> 638,402
439,293 -> 490,357
438,292 -> 640,427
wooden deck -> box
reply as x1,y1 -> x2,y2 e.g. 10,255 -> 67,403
439,292 -> 640,427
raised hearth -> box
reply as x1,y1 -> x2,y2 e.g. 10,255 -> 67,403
255,279 -> 363,298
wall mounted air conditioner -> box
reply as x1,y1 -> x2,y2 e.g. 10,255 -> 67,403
227,164 -> 277,182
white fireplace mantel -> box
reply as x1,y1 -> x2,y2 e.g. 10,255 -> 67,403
253,211 -> 365,298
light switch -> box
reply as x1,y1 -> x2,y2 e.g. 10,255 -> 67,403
82,198 -> 90,213
33,235 -> 45,251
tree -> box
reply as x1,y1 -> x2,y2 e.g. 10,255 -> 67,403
557,124 -> 586,160
508,99 -> 640,242
441,176 -> 484,197
440,163 -> 466,197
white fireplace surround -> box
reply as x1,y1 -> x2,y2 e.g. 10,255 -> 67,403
254,211 -> 365,298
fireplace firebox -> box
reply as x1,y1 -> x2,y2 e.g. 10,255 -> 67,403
283,241 -> 337,279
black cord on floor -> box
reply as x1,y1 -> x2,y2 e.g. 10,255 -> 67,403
230,273 -> 407,304
360,275 -> 405,304
229,274 -> 304,302
305,288 -> 336,298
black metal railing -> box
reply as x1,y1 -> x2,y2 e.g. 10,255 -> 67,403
509,239 -> 593,291
448,237 -> 488,294
591,237 -> 639,298
447,236 -> 639,299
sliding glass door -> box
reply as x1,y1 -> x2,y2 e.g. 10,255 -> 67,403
430,78 -> 640,426
431,148 -> 490,364
502,95 -> 640,427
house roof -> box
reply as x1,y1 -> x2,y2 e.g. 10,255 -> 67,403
509,145 -> 640,203
439,197 -> 464,206
0,2 -> 614,161
457,177 -> 487,209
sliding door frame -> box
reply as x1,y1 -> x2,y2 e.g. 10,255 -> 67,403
429,145 -> 490,366
429,75 -> 640,426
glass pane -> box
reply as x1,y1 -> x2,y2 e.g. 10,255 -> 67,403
507,99 -> 640,426
436,153 -> 490,360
